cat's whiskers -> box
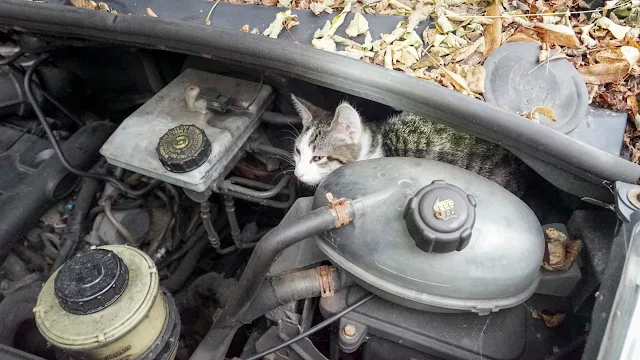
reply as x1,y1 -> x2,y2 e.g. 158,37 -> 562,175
264,154 -> 294,166
286,123 -> 300,136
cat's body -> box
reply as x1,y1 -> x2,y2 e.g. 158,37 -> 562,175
291,96 -> 528,196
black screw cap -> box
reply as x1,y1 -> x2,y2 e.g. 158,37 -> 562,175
156,124 -> 212,173
404,180 -> 476,253
54,249 -> 129,315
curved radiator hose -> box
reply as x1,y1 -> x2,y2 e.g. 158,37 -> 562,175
189,201 -> 356,360
0,122 -> 116,261
0,282 -> 43,346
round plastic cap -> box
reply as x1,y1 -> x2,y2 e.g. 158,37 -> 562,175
54,249 -> 129,315
404,180 -> 477,253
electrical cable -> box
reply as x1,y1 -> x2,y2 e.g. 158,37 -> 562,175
242,293 -> 375,360
24,53 -> 158,197
1,53 -> 84,126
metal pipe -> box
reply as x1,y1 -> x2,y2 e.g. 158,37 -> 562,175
201,201 -> 221,249
246,142 -> 293,162
220,175 -> 292,199
189,202 -> 354,360
216,181 -> 296,209
260,111 -> 302,125
224,195 -> 242,246
147,188 -> 174,256
227,176 -> 292,195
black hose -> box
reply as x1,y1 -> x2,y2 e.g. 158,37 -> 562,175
242,267 -> 354,324
160,238 -> 209,293
52,177 -> 99,271
23,54 -> 158,197
174,272 -> 238,312
189,205 -> 352,360
243,293 -> 375,360
0,282 -> 42,347
260,111 -> 302,125
160,238 -> 208,293
0,121 -> 116,262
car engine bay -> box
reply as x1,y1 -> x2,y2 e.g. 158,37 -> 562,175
0,35 -> 628,360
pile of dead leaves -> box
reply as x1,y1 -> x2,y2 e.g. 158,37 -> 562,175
250,0 -> 640,161
67,0 -> 640,160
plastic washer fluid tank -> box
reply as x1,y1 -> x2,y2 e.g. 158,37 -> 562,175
483,41 -> 588,134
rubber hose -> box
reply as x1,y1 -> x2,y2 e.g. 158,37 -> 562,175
174,272 -> 238,312
242,267 -> 354,324
189,205 -> 351,360
0,122 -> 116,262
52,177 -> 99,272
161,238 -> 208,293
0,282 -> 42,346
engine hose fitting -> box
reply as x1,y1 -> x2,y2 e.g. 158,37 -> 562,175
200,201 -> 221,249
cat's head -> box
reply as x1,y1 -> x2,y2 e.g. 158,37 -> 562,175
291,95 -> 365,186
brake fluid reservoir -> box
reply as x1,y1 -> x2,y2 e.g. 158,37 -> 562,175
34,245 -> 179,360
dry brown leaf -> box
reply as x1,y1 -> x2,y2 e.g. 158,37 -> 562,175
542,227 -> 583,271
146,7 -> 158,17
70,0 -> 95,9
542,313 -> 566,328
241,24 -> 250,32
629,95 -> 639,119
535,23 -> 581,48
594,48 -> 626,63
579,61 -> 631,84
534,106 -> 557,121
411,52 -> 443,70
446,37 -> 485,63
263,0 -> 278,5
504,33 -> 540,44
483,1 -> 502,58
464,65 -> 485,94
443,67 -> 472,94
251,27 -> 260,34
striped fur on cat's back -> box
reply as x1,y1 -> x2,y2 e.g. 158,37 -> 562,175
290,95 -> 528,196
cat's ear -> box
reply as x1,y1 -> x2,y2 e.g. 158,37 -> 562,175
291,95 -> 324,128
330,103 -> 362,144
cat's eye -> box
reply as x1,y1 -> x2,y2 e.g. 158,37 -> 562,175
294,148 -> 300,155
311,156 -> 325,162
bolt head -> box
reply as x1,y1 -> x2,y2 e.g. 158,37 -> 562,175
343,324 -> 357,338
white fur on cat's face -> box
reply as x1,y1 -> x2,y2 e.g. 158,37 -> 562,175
291,96 -> 382,186
293,126 -> 344,186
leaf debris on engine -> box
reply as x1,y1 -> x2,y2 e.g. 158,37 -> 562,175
264,9 -> 300,38
65,0 -> 640,160
146,7 -> 158,17
542,227 -> 583,271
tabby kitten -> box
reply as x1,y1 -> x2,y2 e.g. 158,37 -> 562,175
291,95 -> 527,196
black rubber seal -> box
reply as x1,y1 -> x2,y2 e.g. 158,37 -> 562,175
0,0 -> 638,191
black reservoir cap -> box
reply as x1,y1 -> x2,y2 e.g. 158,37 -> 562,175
404,180 -> 476,253
156,124 -> 212,173
54,249 -> 129,315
